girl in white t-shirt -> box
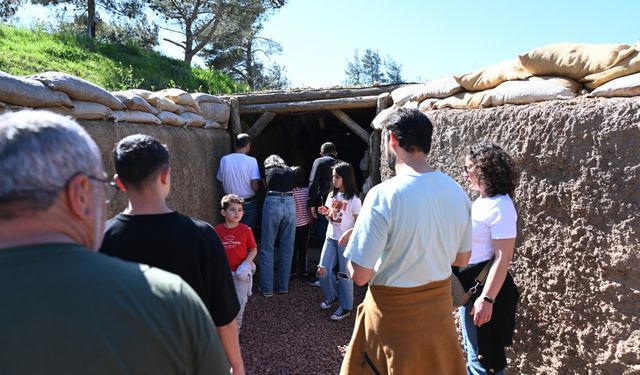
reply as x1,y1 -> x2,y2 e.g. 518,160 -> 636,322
316,162 -> 361,321
459,141 -> 519,375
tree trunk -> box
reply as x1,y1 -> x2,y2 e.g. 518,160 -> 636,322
87,0 -> 96,39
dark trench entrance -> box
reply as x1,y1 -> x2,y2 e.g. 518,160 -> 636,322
245,107 -> 375,246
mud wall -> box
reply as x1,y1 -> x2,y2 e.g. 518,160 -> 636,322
80,121 -> 231,226
380,98 -> 639,373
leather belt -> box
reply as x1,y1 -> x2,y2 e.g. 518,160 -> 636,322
267,191 -> 293,197
243,196 -> 254,203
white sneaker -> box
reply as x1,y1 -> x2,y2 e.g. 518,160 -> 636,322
320,297 -> 337,310
330,308 -> 351,321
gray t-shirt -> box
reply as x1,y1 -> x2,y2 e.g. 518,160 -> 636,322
344,171 -> 472,287
0,243 -> 229,375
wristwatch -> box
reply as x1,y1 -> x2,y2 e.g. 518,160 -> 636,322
482,295 -> 495,304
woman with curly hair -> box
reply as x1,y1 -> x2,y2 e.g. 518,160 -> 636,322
455,140 -> 520,375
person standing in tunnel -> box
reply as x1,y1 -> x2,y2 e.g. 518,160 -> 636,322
308,142 -> 338,285
217,133 -> 261,231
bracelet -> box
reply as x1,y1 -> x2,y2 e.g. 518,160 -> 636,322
482,295 -> 495,304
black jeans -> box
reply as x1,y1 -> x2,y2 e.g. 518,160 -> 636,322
291,224 -> 310,275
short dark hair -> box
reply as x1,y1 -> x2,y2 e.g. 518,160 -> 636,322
466,141 -> 518,197
221,194 -> 244,210
235,133 -> 251,149
381,108 -> 433,155
114,134 -> 169,188
320,142 -> 336,155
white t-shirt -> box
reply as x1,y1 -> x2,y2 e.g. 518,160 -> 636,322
344,171 -> 472,287
216,153 -> 260,198
470,194 -> 517,264
325,192 -> 361,240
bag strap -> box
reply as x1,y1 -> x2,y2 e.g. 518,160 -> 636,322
467,258 -> 494,295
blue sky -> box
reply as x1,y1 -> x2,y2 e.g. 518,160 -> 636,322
260,0 -> 640,87
13,0 -> 640,88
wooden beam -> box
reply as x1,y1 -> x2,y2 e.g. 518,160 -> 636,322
221,84 -> 408,105
247,112 -> 277,139
329,109 -> 369,143
239,95 -> 379,114
229,97 -> 241,135
376,92 -> 391,115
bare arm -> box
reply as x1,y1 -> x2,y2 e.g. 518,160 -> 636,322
348,260 -> 374,286
216,320 -> 245,375
251,179 -> 260,192
452,250 -> 471,267
245,249 -> 257,264
471,237 -> 516,326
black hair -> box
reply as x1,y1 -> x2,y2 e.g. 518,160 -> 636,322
114,134 -> 169,188
466,141 -> 518,197
330,162 -> 359,200
381,108 -> 433,155
320,142 -> 337,155
235,133 -> 251,149
293,165 -> 307,188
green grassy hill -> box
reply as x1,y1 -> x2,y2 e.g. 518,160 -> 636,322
0,24 -> 248,94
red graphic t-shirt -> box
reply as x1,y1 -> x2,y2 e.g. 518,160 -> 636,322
214,223 -> 257,271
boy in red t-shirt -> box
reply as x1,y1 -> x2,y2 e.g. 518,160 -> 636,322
215,194 -> 257,329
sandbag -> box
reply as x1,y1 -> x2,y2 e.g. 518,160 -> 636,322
129,89 -> 180,113
192,92 -> 224,104
180,112 -> 206,127
371,105 -> 397,130
199,101 -> 230,126
37,100 -> 113,120
410,76 -> 462,101
418,98 -> 440,111
402,101 -> 419,110
588,71 -> 640,97
112,110 -> 161,124
482,80 -> 575,107
157,111 -> 187,126
156,89 -> 201,113
519,43 -> 637,80
203,120 -> 224,129
391,84 -> 422,106
434,92 -> 487,109
112,91 -> 160,114
581,49 -> 640,89
176,104 -> 200,115
0,71 -> 73,108
28,72 -> 125,110
455,59 -> 532,92
527,76 -> 584,94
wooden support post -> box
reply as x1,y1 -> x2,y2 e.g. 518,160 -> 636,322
329,109 -> 369,143
229,97 -> 241,135
376,92 -> 391,115
240,96 -> 379,114
247,112 -> 277,139
371,93 -> 391,185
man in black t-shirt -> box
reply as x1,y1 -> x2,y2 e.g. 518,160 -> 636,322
100,134 -> 246,375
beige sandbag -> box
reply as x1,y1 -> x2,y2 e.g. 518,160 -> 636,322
180,112 -> 206,127
402,101 -> 419,110
203,120 -> 224,129
192,92 -> 224,104
199,101 -> 230,126
176,104 -> 200,115
112,110 -> 161,125
157,111 -> 187,126
418,98 -> 440,111
519,43 -> 637,80
0,71 -> 73,108
581,49 -> 640,89
371,105 -> 397,130
129,89 -> 180,113
527,76 -> 584,93
390,84 -> 422,106
410,76 -> 462,101
455,59 -> 532,92
434,92 -> 487,109
156,89 -> 201,113
112,91 -> 160,114
37,100 -> 113,120
588,71 -> 640,97
482,80 -> 575,107
28,72 -> 125,110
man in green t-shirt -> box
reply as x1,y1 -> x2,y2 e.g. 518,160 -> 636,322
0,110 -> 229,374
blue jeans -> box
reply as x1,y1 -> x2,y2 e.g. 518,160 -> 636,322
240,199 -> 258,232
314,214 -> 328,245
459,303 -> 504,375
259,196 -> 295,294
318,237 -> 353,311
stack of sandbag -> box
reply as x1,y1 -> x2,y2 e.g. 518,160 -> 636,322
192,93 -> 230,129
0,70 -> 74,113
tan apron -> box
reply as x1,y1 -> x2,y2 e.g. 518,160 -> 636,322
340,278 -> 466,375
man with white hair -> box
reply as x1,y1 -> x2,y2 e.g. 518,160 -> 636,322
0,111 -> 229,374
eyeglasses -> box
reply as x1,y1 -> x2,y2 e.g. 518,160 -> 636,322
86,175 -> 119,204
